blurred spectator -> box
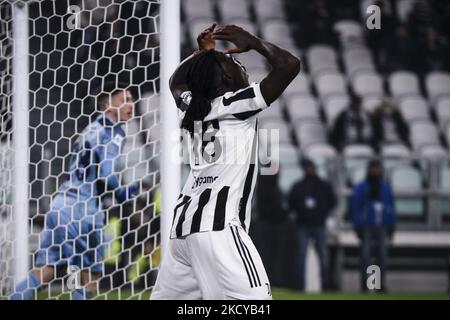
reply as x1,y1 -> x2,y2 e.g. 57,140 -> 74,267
331,0 -> 360,20
433,0 -> 450,39
448,253 -> 450,293
372,100 -> 410,150
287,0 -> 337,47
288,159 -> 337,291
403,1 -> 450,74
407,0 -> 433,41
255,172 -> 289,287
416,26 -> 450,73
352,159 -> 397,292
331,95 -> 374,151
381,24 -> 417,73
366,0 -> 395,70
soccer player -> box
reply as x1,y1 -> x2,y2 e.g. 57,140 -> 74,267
10,81 -> 139,300
151,24 -> 300,299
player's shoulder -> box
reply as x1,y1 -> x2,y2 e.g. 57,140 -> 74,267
79,115 -> 112,145
220,82 -> 261,106
179,83 -> 264,110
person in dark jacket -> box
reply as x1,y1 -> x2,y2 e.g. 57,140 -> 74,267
372,100 -> 409,151
331,95 -> 374,151
255,172 -> 289,287
352,159 -> 397,292
288,159 -> 337,291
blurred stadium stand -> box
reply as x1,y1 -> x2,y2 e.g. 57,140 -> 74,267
180,0 -> 450,293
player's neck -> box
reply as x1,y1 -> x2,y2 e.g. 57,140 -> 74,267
217,83 -> 247,96
100,112 -> 123,129
104,112 -> 119,124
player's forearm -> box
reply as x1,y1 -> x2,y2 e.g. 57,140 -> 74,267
251,37 -> 300,104
251,38 -> 300,73
169,53 -> 197,101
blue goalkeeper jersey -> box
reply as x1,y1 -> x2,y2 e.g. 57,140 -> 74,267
54,114 -> 138,225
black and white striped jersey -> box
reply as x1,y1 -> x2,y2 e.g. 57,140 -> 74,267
171,83 -> 269,239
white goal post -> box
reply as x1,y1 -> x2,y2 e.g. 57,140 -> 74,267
12,1 -> 30,284
160,0 -> 180,255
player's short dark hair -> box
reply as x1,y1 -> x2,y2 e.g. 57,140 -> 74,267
96,80 -> 130,109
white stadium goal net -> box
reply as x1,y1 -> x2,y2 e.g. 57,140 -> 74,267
0,0 -> 163,299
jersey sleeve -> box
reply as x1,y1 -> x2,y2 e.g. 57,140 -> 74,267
205,82 -> 269,121
176,90 -> 191,124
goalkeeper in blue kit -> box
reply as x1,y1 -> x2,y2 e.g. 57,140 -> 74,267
10,81 -> 139,300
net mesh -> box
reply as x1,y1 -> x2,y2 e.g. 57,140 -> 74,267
0,0 -> 161,299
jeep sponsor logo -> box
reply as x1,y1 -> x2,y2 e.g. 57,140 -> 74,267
192,176 -> 218,188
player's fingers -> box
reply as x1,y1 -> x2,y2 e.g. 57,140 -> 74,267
220,24 -> 241,34
214,31 -> 239,40
212,31 -> 229,37
198,24 -> 216,39
207,23 -> 217,32
219,24 -> 236,30
225,47 -> 242,54
213,27 -> 232,35
200,28 -> 212,37
197,31 -> 207,41
211,34 -> 233,40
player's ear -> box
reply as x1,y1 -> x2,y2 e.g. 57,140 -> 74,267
103,94 -> 114,109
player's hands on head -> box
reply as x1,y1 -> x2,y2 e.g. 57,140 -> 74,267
195,23 -> 217,54
212,25 -> 258,54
